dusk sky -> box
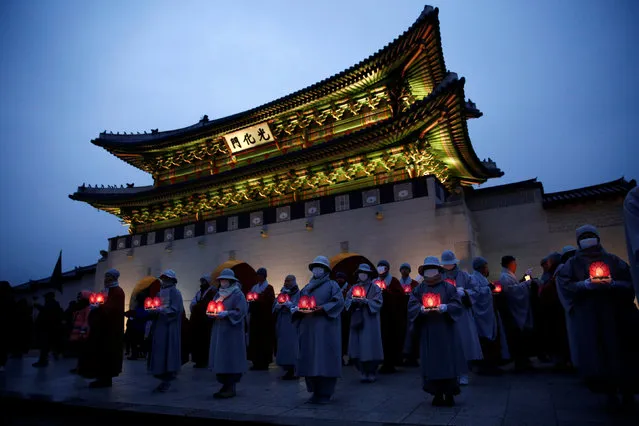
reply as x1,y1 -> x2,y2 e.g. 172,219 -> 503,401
1,0 -> 637,285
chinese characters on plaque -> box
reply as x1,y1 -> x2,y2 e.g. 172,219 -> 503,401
223,122 -> 275,154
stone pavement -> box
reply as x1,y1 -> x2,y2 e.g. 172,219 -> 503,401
0,356 -> 636,426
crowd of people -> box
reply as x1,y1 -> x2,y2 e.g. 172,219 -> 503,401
0,221 -> 638,412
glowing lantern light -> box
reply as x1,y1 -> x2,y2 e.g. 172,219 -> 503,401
444,278 -> 456,287
589,261 -> 611,282
298,295 -> 317,311
144,297 -> 153,310
493,283 -> 503,294
309,296 -> 317,309
352,286 -> 366,298
422,293 -> 441,310
206,300 -> 225,317
277,293 -> 290,304
374,280 -> 386,290
403,285 -> 412,294
524,275 -> 532,282
247,292 -> 259,302
90,293 -> 106,306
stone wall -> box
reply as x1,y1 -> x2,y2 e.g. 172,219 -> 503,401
99,178 -> 474,312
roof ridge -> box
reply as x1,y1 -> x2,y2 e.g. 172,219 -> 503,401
544,177 -> 630,196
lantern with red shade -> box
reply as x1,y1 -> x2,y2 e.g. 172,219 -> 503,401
403,285 -> 412,294
589,261 -> 611,283
206,300 -> 225,317
444,278 -> 456,287
374,279 -> 386,290
247,292 -> 259,302
422,293 -> 441,310
90,293 -> 106,306
144,297 -> 154,310
352,285 -> 366,298
277,293 -> 290,304
298,295 -> 317,312
492,283 -> 503,294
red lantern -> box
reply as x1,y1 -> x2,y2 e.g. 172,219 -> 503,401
403,285 -> 412,294
422,293 -> 441,310
298,295 -> 310,310
89,293 -> 97,305
352,285 -> 366,298
206,300 -> 225,316
589,261 -> 611,282
152,297 -> 161,308
96,293 -> 105,305
309,296 -> 317,309
374,279 -> 386,290
144,297 -> 154,310
444,278 -> 456,287
277,293 -> 290,304
493,283 -> 503,294
247,292 -> 259,302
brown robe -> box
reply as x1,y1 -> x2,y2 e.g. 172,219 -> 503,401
190,288 -> 216,366
247,285 -> 275,367
379,276 -> 404,368
79,286 -> 125,379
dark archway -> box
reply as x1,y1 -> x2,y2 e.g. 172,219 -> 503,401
329,253 -> 376,285
212,260 -> 258,295
129,276 -> 160,309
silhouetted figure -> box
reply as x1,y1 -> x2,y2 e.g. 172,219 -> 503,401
32,292 -> 63,367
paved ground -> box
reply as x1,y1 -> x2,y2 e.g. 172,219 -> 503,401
0,356 -> 636,426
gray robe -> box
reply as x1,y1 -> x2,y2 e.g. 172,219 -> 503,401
468,271 -> 497,339
149,285 -> 183,376
273,289 -> 301,367
208,290 -> 249,374
554,264 -> 578,366
500,269 -> 533,330
294,276 -> 344,378
556,246 -> 639,393
408,281 -> 466,384
624,186 -> 639,299
344,281 -> 384,362
442,269 -> 483,361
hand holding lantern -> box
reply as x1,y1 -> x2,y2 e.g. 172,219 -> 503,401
277,293 -> 290,304
206,300 -> 226,317
403,285 -> 412,294
589,261 -> 611,284
422,293 -> 441,312
352,285 -> 366,299
247,292 -> 259,302
374,280 -> 386,291
90,292 -> 106,307
492,283 -> 503,294
144,296 -> 162,311
298,295 -> 318,313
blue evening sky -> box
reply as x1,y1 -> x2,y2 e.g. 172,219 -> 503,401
1,0 -> 637,284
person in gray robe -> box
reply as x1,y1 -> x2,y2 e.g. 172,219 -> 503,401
440,250 -> 482,385
148,269 -> 184,392
208,268 -> 249,399
499,255 -> 534,371
273,274 -> 301,380
293,256 -> 344,404
624,186 -> 639,299
408,256 -> 465,407
556,224 -> 639,410
344,264 -> 384,383
469,257 -> 509,375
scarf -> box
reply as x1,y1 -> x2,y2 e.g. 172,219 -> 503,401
281,284 -> 299,295
399,276 -> 413,286
252,280 -> 269,294
305,273 -> 330,294
105,281 -> 119,289
217,283 -> 241,301
160,281 -> 176,290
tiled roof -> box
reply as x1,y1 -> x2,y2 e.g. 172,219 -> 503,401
13,264 -> 97,292
91,6 -> 446,151
543,178 -> 636,207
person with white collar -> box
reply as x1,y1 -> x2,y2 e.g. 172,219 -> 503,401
440,250 -> 483,385
209,269 -> 248,399
294,256 -> 345,404
344,264 -> 384,383
408,256 -> 465,407
556,224 -> 638,411
148,270 -> 184,393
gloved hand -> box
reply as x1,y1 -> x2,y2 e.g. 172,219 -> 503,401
290,306 -> 299,314
456,288 -> 465,297
215,311 -> 229,318
284,301 -> 294,308
439,304 -> 448,313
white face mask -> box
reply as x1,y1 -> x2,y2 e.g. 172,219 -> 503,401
579,238 -> 598,249
442,264 -> 456,271
219,279 -> 230,289
423,269 -> 439,278
358,273 -> 369,282
377,266 -> 387,274
312,267 -> 325,278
